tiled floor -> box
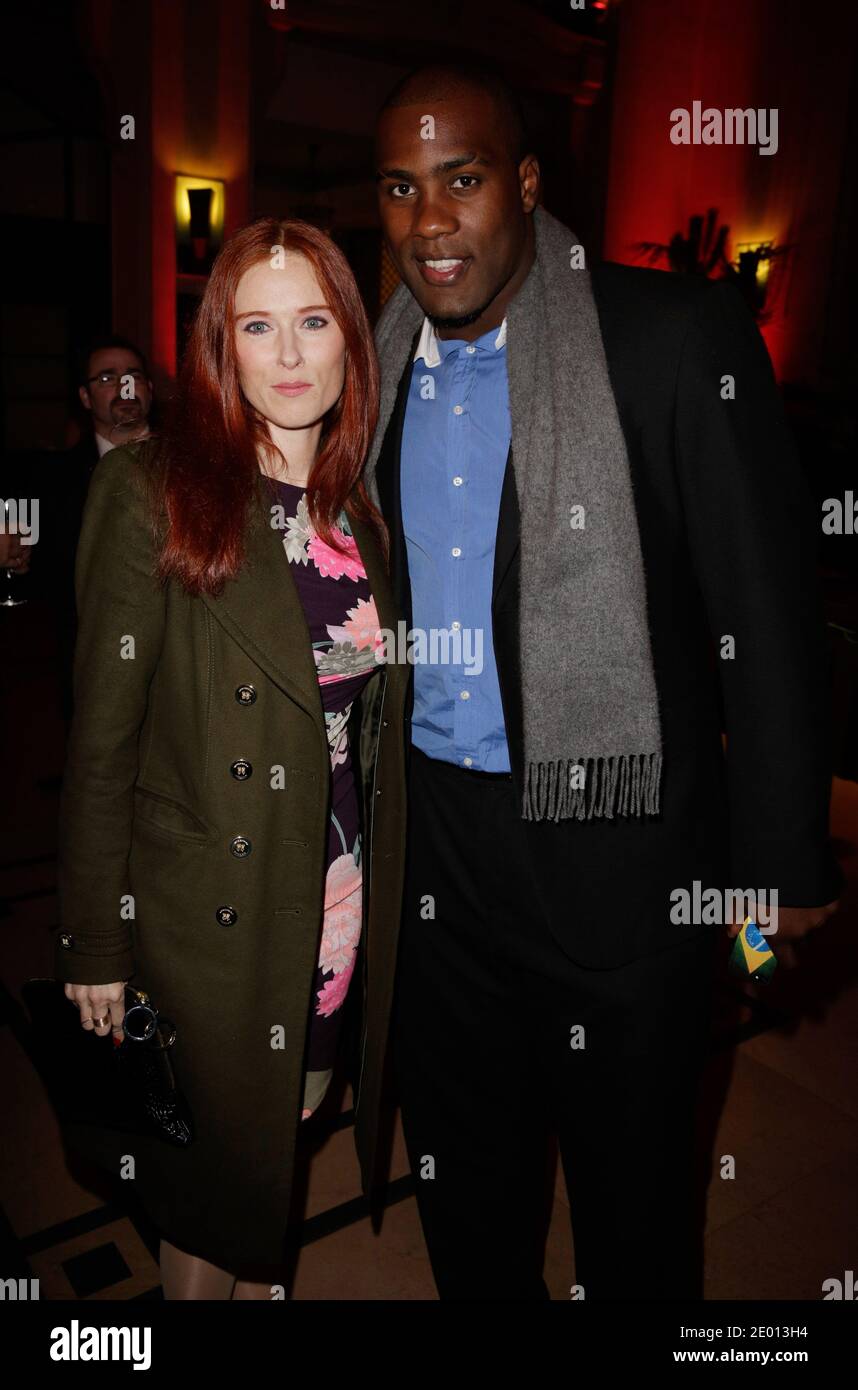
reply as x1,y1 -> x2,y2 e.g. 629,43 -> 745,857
2,598 -> 856,1299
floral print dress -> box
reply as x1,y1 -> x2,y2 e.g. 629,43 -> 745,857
271,479 -> 384,1121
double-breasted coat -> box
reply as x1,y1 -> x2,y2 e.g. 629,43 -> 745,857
52,442 -> 408,1270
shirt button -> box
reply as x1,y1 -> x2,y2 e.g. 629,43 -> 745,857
216,905 -> 238,927
230,836 -> 252,858
453,404 -> 463,415
460,690 -> 470,700
451,621 -> 461,630
59,932 -> 74,950
235,684 -> 257,706
451,547 -> 461,558
230,759 -> 252,780
452,476 -> 463,486
463,756 -> 473,766
466,345 -> 476,354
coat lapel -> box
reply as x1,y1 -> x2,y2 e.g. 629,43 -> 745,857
199,486 -> 323,729
200,480 -> 403,729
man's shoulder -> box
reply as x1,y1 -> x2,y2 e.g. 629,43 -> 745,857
588,263 -> 751,372
64,435 -> 100,469
590,259 -> 718,319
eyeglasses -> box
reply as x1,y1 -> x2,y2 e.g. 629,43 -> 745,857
87,369 -> 146,386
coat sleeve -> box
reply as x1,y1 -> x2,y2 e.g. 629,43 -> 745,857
54,446 -> 167,984
674,279 -> 842,908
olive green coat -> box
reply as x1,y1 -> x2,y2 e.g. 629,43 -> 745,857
53,443 -> 408,1270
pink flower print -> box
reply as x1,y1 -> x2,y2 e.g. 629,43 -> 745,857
325,596 -> 383,655
326,708 -> 350,769
318,853 -> 362,979
307,528 -> 365,582
316,966 -> 354,1018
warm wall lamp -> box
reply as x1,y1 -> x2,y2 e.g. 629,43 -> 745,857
636,212 -> 789,322
175,175 -> 225,275
733,239 -> 786,314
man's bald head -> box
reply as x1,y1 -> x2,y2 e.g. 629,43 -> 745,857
374,58 -> 540,339
378,60 -> 531,165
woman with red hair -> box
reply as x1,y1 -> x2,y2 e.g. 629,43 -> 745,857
54,219 -> 409,1298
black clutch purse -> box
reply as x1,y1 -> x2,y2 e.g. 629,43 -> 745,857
22,979 -> 194,1147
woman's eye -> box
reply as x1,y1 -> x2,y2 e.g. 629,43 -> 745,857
243,321 -> 270,334
303,317 -> 328,330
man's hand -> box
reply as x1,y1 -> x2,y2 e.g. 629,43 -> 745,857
726,900 -> 840,968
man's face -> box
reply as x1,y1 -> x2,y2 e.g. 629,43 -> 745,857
80,348 -> 153,436
374,89 -> 539,335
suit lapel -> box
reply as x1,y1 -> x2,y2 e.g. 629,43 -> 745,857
375,333 -> 418,630
492,446 -> 520,607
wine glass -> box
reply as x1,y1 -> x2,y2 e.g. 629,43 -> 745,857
2,500 -> 30,607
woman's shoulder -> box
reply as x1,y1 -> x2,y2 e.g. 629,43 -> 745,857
87,437 -> 162,511
81,439 -> 169,559
90,436 -> 155,478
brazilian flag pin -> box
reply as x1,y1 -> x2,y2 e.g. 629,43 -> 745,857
728,915 -> 777,983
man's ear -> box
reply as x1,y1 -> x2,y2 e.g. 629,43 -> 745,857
79,385 -> 91,411
519,153 -> 541,213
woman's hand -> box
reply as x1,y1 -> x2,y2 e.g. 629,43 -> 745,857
64,981 -> 127,1039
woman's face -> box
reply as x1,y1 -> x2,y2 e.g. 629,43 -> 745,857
233,252 -> 346,434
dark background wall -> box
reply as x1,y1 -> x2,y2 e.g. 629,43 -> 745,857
1,0 -> 855,459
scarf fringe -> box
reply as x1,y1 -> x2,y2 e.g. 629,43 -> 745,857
522,753 -> 663,823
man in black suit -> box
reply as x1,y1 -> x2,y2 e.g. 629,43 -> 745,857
367,61 -> 842,1300
65,332 -> 153,503
53,336 -> 153,722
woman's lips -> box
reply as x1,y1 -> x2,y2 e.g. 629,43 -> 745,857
416,256 -> 471,286
272,382 -> 312,396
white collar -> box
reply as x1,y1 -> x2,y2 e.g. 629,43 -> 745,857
413,314 -> 507,367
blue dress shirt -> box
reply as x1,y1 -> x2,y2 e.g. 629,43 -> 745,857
400,314 -> 512,771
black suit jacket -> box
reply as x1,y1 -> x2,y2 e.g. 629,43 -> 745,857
38,436 -> 101,720
374,262 -> 843,967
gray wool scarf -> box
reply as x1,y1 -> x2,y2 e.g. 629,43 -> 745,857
365,203 -> 663,823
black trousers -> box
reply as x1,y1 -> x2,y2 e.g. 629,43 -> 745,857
391,746 -> 718,1301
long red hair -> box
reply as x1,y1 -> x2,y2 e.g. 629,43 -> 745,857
152,218 -> 386,596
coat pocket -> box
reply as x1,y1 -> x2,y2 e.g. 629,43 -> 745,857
132,784 -> 212,844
